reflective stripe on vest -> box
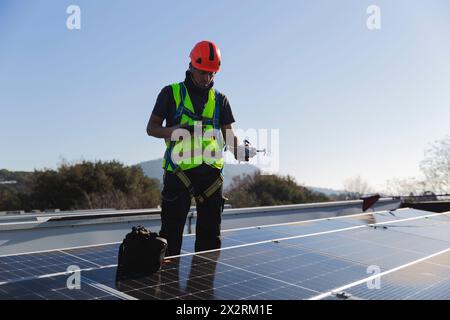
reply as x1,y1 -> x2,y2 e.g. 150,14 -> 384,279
162,82 -> 224,171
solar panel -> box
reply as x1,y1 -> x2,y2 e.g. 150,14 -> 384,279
180,208 -> 433,253
0,208 -> 449,300
320,249 -> 450,300
111,243 -> 367,300
280,227 -> 448,269
374,215 -> 450,242
0,271 -> 123,300
0,250 -> 101,283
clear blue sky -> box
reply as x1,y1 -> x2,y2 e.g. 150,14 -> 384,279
1,0 -> 450,190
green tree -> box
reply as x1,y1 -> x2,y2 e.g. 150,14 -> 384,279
0,161 -> 161,211
225,171 -> 329,208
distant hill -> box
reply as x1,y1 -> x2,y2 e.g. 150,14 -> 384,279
136,158 -> 259,189
307,186 -> 348,197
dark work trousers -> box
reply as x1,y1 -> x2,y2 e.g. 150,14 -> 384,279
159,164 -> 224,256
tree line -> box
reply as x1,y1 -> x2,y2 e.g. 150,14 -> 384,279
0,161 -> 332,212
0,161 -> 161,212
225,171 -> 329,207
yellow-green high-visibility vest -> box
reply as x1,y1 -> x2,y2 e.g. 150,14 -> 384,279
162,82 -> 224,171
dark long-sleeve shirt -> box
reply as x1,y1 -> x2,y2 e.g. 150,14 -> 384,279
150,71 -> 235,127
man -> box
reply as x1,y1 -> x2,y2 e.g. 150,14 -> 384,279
147,40 -> 256,256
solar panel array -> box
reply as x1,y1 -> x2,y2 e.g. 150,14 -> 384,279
0,208 -> 449,300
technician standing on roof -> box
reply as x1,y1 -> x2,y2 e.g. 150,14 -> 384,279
147,40 -> 256,255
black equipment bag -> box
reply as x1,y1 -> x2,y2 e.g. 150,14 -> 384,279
116,226 -> 167,279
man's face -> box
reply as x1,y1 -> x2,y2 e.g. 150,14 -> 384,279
190,66 -> 216,88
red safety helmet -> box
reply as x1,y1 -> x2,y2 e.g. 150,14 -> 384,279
190,40 -> 221,73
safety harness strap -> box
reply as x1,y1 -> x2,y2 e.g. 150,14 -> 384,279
172,167 -> 223,204
196,174 -> 224,203
166,83 -> 223,204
